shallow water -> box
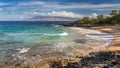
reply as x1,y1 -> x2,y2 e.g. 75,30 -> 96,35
0,22 -> 113,65
0,22 -> 76,64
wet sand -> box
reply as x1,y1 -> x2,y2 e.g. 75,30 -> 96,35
67,26 -> 113,52
90,25 -> 120,51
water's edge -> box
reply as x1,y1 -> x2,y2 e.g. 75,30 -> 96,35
0,26 -> 113,68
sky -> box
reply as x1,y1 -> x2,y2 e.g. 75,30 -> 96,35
0,0 -> 120,21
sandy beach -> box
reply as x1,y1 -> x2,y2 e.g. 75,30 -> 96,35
90,25 -> 120,51
67,26 -> 113,52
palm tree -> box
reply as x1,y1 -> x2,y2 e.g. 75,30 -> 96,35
110,10 -> 118,16
119,10 -> 120,15
97,15 -> 104,19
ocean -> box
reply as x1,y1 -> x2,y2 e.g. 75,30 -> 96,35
0,21 -> 75,63
0,21 -> 113,65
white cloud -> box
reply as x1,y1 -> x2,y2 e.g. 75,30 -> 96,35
45,11 -> 82,18
1,1 -> 120,21
90,13 -> 98,18
1,1 -> 120,11
17,1 -> 46,6
0,8 -> 3,11
62,3 -> 120,9
20,11 -> 83,19
17,1 -> 59,9
0,2 -> 9,6
16,1 -> 120,10
4,1 -> 120,14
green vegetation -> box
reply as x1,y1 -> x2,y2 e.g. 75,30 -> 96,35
75,10 -> 120,27
116,65 -> 120,68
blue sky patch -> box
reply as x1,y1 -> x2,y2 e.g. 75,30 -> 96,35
0,0 -> 120,21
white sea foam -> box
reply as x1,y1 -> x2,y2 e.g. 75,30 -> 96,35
6,32 -> 68,36
42,32 -> 68,36
69,27 -> 113,50
43,32 -> 68,36
53,41 -> 74,52
19,48 -> 30,54
59,32 -> 68,36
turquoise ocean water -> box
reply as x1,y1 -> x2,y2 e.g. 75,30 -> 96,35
0,21 -> 75,63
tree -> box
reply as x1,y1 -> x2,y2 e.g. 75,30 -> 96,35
119,10 -> 120,15
104,16 -> 112,25
110,10 -> 118,16
74,10 -> 120,27
97,15 -> 104,19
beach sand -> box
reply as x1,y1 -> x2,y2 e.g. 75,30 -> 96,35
90,25 -> 120,51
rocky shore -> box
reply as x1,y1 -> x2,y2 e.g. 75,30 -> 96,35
1,51 -> 120,68
50,51 -> 120,68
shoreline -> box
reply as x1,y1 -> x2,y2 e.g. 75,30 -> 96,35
49,25 -> 120,68
67,27 -> 113,51
1,25 -> 120,68
89,25 -> 120,51
64,25 -> 120,51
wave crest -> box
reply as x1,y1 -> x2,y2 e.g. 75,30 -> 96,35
6,32 -> 68,36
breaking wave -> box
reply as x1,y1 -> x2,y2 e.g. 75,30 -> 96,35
5,32 -> 68,36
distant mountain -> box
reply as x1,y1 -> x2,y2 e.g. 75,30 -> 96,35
28,16 -> 78,21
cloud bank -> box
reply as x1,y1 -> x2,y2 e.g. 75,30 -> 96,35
0,2 -> 9,6
14,1 -> 120,10
0,1 -> 120,20
20,11 -> 83,21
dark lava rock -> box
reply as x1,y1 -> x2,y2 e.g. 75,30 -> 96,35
50,62 -> 63,68
50,51 -> 120,68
